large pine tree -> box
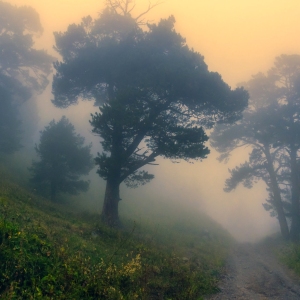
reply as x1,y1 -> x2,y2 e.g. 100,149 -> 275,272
52,3 -> 248,226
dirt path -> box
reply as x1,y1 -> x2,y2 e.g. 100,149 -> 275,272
207,242 -> 300,299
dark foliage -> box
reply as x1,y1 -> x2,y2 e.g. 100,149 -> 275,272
30,117 -> 94,202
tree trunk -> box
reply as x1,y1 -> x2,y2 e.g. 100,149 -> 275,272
270,181 -> 290,240
264,147 -> 290,240
100,117 -> 124,227
101,178 -> 121,227
289,147 -> 300,242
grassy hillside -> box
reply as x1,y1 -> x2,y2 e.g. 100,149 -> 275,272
0,167 -> 233,299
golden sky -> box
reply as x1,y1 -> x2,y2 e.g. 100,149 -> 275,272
7,0 -> 300,240
9,0 -> 300,86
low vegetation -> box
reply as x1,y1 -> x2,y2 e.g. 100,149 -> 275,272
259,235 -> 300,278
279,242 -> 300,276
0,166 -> 232,299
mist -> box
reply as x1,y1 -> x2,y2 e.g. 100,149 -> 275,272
4,0 -> 300,242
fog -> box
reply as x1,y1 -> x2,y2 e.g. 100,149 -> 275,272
6,0 -> 300,242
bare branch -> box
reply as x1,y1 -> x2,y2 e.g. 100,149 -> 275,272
128,2 -> 137,13
117,0 -> 126,14
106,0 -> 119,14
134,0 -> 164,22
106,0 -> 138,16
124,0 -> 130,13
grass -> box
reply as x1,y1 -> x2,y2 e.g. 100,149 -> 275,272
0,166 -> 233,299
278,241 -> 300,276
260,234 -> 300,278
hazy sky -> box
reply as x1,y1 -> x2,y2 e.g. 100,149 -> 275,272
10,0 -> 300,86
8,0 -> 300,241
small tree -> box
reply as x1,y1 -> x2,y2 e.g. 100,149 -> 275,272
30,117 -> 94,202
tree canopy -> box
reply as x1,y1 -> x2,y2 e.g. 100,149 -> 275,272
0,1 -> 53,153
52,5 -> 248,226
30,117 -> 94,202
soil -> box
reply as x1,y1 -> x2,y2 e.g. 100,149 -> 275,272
207,241 -> 300,299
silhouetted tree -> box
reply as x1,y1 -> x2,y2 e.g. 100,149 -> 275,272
0,1 -> 53,153
270,55 -> 300,241
211,100 -> 290,238
211,55 -> 300,241
52,4 -> 248,226
30,117 -> 94,202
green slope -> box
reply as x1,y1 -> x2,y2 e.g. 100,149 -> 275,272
0,168 -> 232,299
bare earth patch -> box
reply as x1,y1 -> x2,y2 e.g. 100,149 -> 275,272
207,242 -> 300,299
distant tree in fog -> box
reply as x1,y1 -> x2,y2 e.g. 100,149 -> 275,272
0,1 -> 53,153
30,117 -> 94,202
211,54 -> 300,241
52,3 -> 248,226
271,55 -> 300,241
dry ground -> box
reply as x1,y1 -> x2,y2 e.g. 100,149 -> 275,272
207,242 -> 300,300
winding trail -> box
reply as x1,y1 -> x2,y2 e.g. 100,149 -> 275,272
207,242 -> 300,299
